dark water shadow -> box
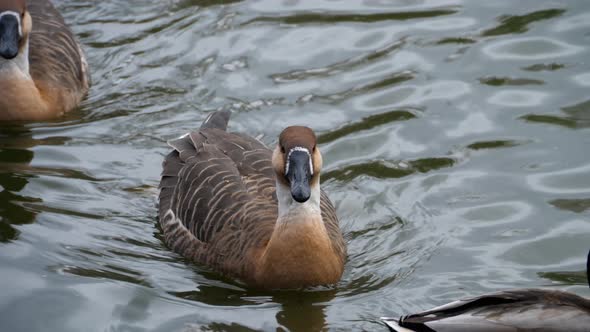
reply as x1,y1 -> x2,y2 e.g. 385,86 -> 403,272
318,109 -> 417,144
549,198 -> 590,213
324,158 -> 455,182
171,0 -> 244,11
522,63 -> 566,72
436,37 -> 477,45
59,264 -> 151,287
482,8 -> 566,37
520,99 -> 590,129
171,284 -> 256,307
538,269 -> 587,286
244,9 -> 459,26
467,139 -> 526,150
478,76 -> 544,86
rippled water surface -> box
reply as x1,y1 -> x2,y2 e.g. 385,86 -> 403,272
1,0 -> 590,330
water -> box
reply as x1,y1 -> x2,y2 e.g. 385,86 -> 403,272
1,0 -> 589,330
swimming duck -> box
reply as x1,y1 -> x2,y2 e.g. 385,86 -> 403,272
0,0 -> 90,121
158,111 -> 346,289
382,250 -> 590,331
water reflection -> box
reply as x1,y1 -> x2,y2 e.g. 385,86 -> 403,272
0,126 -> 40,242
271,40 -> 407,84
275,290 -> 335,331
446,112 -> 493,137
111,288 -> 153,330
168,286 -> 336,331
572,72 -> 590,87
552,12 -> 590,32
482,37 -> 583,60
457,201 -> 532,227
527,163 -> 590,194
487,90 -> 547,107
0,288 -> 84,332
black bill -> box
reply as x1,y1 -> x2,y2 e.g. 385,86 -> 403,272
286,150 -> 312,203
0,13 -> 20,60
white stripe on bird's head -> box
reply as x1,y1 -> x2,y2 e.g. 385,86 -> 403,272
0,11 -> 22,38
285,146 -> 314,176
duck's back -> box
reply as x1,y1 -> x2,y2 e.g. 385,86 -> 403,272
28,0 -> 89,105
158,117 -> 279,276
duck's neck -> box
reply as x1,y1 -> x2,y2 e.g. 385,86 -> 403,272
276,178 -> 321,220
253,179 -> 342,288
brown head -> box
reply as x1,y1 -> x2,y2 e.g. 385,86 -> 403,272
272,126 -> 323,203
0,0 -> 31,60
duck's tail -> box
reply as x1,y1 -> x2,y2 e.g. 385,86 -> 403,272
200,110 -> 231,131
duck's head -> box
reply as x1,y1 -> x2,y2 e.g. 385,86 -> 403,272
0,0 -> 30,60
272,126 -> 322,203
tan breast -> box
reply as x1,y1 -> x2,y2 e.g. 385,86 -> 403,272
252,216 -> 345,289
0,77 -> 51,121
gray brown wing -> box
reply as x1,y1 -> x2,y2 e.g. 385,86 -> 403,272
320,190 -> 347,265
158,129 -> 277,271
196,128 -> 277,202
28,0 -> 90,98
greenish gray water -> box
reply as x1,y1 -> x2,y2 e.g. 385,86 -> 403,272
1,0 -> 590,330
